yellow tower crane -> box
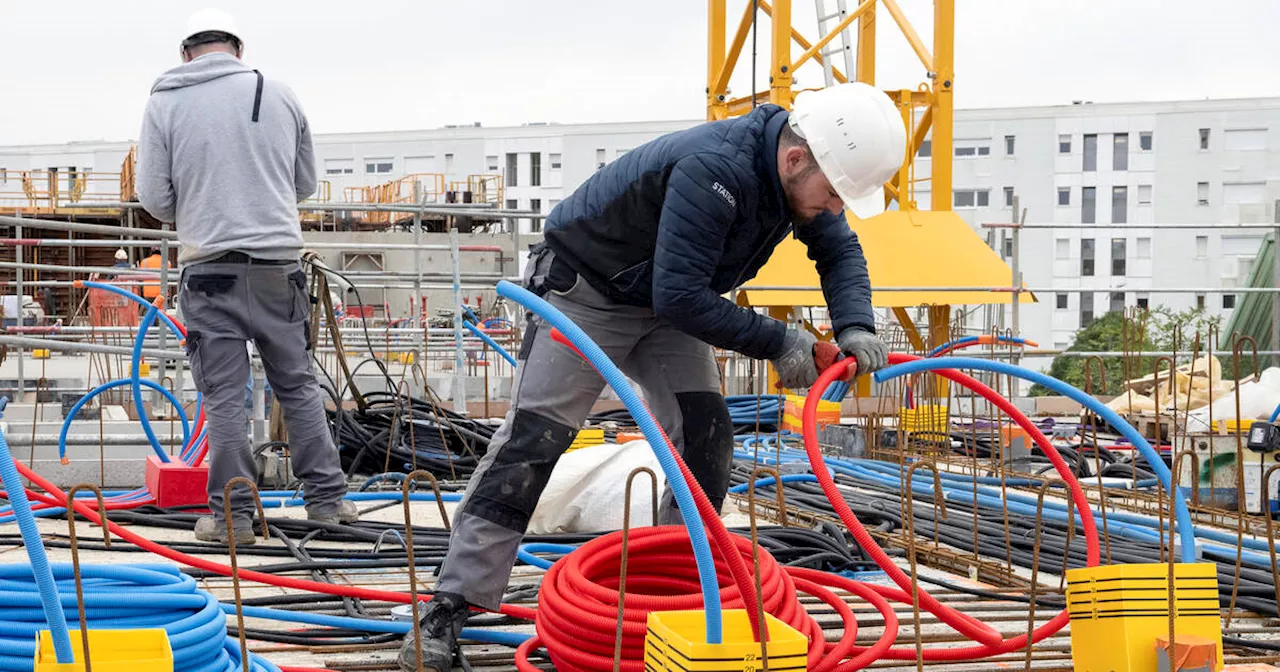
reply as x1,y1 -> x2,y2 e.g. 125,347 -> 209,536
707,0 -> 1033,395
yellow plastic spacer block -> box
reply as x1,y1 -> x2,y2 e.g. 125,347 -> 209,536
566,428 -> 606,453
1064,563 -> 1223,672
645,609 -> 807,672
897,404 -> 948,433
782,394 -> 839,434
133,362 -> 151,377
32,349 -> 51,359
35,629 -> 173,672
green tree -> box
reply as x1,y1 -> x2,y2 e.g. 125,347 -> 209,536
1029,307 -> 1225,396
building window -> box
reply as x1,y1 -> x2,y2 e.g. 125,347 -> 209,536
529,198 -> 542,233
1005,135 -> 1015,156
1224,128 -> 1267,151
1196,294 -> 1206,310
506,153 -> 518,187
1082,134 -> 1097,171
1197,181 -> 1209,205
1056,293 -> 1069,310
324,158 -> 354,175
1003,236 -> 1014,258
977,146 -> 991,156
1136,295 -> 1149,310
530,153 -> 542,187
486,155 -> 499,172
1055,238 -> 1070,259
1004,186 -> 1015,207
1224,181 -> 1266,205
505,198 -> 518,210
1139,132 -> 1153,151
1195,235 -> 1208,258
1112,186 -> 1128,224
1057,187 -> 1071,206
1059,134 -> 1071,153
1199,128 -> 1210,150
1113,133 -> 1129,171
954,190 -> 989,208
1136,237 -> 1151,259
1110,292 -> 1125,314
1138,184 -> 1152,205
918,140 -> 931,158
1081,238 -> 1095,276
1111,238 -> 1126,276
616,148 -> 631,158
1223,294 -> 1236,310
1082,186 -> 1096,224
955,147 -> 975,157
596,148 -> 606,169
549,153 -> 562,170
1081,292 -> 1095,327
365,158 -> 393,174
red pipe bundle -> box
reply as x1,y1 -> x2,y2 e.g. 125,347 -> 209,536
517,526 -> 900,672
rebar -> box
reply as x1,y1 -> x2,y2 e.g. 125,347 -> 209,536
65,483 -> 111,672
903,460 -> 945,672
222,476 -> 267,672
616,467 -> 658,672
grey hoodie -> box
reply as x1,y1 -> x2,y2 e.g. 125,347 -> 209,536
137,53 -> 316,265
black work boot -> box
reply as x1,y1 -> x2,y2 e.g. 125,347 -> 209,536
397,592 -> 470,672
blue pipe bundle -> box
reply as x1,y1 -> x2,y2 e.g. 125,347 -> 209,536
0,564 -> 283,672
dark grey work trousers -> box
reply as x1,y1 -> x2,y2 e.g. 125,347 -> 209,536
179,259 -> 347,529
434,260 -> 735,610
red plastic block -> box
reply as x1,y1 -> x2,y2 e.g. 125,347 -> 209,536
144,454 -> 210,508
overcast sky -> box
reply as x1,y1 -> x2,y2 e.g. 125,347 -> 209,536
1,0 -> 1277,146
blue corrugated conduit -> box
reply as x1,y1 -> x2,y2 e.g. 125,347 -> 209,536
0,397 -> 74,663
0,563 -> 284,672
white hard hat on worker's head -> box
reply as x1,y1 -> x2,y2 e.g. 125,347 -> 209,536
788,82 -> 907,219
182,8 -> 243,50
114,249 -> 128,261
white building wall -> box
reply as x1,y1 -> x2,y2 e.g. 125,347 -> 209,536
1,98 -> 1278,349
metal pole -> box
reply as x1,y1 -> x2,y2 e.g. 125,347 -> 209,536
1273,200 -> 1279,367
0,335 -> 186,359
413,181 -> 423,338
14,215 -> 23,399
1010,200 -> 1024,369
0,214 -> 177,239
450,226 -> 467,414
251,359 -> 265,446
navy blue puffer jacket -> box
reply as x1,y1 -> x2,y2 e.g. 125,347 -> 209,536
542,104 -> 875,361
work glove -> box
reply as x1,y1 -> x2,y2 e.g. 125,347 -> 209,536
770,330 -> 856,389
837,328 -> 888,375
771,329 -> 820,389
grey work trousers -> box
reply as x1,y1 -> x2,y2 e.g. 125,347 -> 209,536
179,260 -> 347,529
434,270 -> 735,610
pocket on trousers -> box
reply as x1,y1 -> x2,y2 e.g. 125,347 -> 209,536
287,269 -> 312,323
185,331 -> 209,394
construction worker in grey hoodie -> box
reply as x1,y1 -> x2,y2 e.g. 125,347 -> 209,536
137,8 -> 357,544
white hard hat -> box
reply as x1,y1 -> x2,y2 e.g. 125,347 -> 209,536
114,249 -> 128,261
183,8 -> 242,48
788,82 -> 907,219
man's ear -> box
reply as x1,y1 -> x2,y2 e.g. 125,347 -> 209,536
781,145 -> 807,175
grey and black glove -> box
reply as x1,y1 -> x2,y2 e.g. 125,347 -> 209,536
837,328 -> 888,375
770,329 -> 820,389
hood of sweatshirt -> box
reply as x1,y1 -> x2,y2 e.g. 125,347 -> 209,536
150,52 -> 253,93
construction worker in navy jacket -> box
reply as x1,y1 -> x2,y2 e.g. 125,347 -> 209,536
399,82 -> 907,672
